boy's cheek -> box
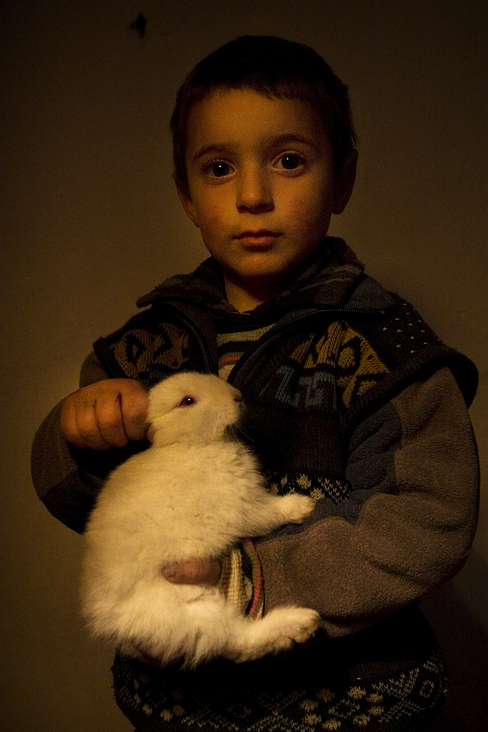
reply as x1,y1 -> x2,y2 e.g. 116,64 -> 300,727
286,196 -> 332,239
195,211 -> 228,243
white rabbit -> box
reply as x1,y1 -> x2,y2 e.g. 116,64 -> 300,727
81,371 -> 319,668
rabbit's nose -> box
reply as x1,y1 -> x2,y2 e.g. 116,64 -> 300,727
233,389 -> 242,402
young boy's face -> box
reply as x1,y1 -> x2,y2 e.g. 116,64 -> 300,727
177,88 -> 356,311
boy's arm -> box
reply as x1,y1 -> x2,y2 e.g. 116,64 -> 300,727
256,366 -> 479,636
31,353 -> 148,532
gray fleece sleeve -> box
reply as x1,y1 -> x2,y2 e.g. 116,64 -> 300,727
257,367 -> 479,637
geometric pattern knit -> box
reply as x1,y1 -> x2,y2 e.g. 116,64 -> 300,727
118,645 -> 447,732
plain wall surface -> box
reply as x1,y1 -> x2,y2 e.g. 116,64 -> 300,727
1,1 -> 487,729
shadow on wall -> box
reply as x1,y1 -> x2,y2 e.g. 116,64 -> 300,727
422,551 -> 488,730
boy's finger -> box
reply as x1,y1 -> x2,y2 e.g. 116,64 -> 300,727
161,559 -> 221,586
120,385 -> 149,441
60,396 -> 80,445
60,379 -> 148,449
60,394 -> 108,450
95,391 -> 130,448
74,408 -> 113,450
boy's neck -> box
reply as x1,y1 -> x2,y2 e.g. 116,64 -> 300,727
224,276 -> 290,313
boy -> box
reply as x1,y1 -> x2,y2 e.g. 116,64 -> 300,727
32,36 -> 479,731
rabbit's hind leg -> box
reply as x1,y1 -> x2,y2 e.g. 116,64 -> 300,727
222,605 -> 321,663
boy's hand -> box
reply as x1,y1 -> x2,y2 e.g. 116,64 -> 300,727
161,558 -> 221,586
60,378 -> 149,450
137,559 -> 221,666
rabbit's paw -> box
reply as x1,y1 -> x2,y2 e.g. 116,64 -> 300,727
270,606 -> 321,646
278,493 -> 316,524
231,607 -> 320,663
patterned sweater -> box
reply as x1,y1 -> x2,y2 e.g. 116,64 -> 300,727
31,238 -> 479,729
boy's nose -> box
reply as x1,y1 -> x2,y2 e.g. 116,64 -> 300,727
236,167 -> 273,213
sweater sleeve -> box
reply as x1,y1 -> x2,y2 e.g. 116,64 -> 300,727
31,352 -> 145,533
256,366 -> 479,636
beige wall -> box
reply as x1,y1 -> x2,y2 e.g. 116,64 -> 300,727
2,1 -> 487,729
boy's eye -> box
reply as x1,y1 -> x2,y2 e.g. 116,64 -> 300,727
204,161 -> 233,177
274,153 -> 305,171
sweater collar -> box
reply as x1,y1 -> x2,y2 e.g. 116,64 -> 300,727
136,237 -> 389,316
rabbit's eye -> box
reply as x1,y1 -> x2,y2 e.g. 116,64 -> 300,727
178,396 -> 196,407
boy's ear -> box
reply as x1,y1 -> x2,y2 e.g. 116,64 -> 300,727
332,149 -> 358,215
174,173 -> 200,228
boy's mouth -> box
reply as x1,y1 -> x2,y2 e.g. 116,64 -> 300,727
235,230 -> 280,247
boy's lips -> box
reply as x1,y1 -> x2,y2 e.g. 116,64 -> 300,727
235,230 -> 281,247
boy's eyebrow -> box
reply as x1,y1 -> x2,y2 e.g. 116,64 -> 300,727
191,134 -> 319,164
265,133 -> 320,153
191,144 -> 234,163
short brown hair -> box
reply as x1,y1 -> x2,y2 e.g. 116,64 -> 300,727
170,35 -> 356,191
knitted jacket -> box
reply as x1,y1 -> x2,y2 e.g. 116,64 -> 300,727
32,238 -> 478,632
32,238 -> 479,727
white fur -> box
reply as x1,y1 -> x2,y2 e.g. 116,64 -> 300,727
81,372 -> 319,668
